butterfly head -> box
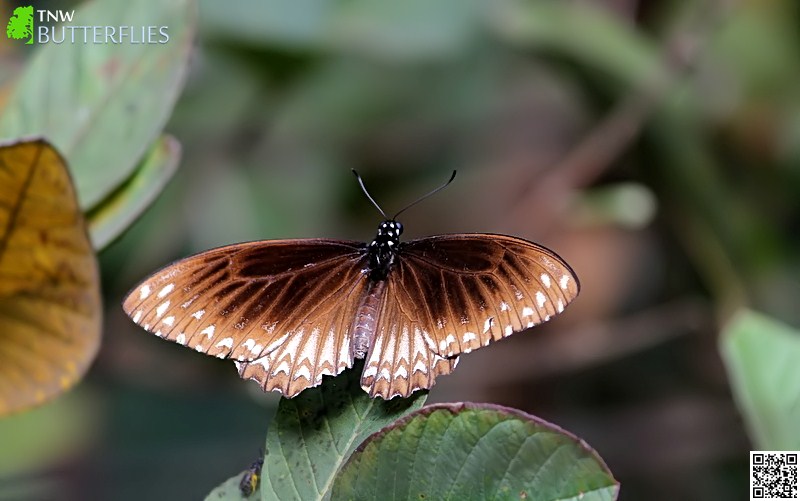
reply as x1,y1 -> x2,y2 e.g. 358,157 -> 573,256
367,220 -> 403,280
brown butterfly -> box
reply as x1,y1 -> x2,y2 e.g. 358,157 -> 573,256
122,171 -> 579,399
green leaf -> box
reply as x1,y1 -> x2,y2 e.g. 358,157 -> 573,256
260,362 -> 426,501
720,309 -> 800,450
0,0 -> 196,209
200,0 -> 479,59
491,1 -> 660,89
332,403 -> 619,501
86,135 -> 180,250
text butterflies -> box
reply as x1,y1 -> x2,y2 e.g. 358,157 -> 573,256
123,171 -> 579,399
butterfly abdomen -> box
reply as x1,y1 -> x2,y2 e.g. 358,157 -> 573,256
352,279 -> 386,359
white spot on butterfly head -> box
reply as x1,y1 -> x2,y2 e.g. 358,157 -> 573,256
156,300 -> 170,318
535,291 -> 546,308
500,301 -> 509,312
560,275 -> 570,290
163,316 -> 175,326
191,309 -> 205,320
216,337 -> 233,349
139,285 -> 151,300
158,283 -> 174,298
522,307 -> 534,317
541,274 -> 552,288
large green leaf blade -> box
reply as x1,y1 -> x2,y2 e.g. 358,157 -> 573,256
0,0 -> 195,209
86,134 -> 180,250
720,309 -> 800,450
260,362 -> 427,501
332,403 -> 619,501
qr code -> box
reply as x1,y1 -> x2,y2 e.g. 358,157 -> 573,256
751,452 -> 799,500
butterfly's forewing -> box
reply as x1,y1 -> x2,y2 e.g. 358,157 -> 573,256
360,234 -> 579,398
123,240 -> 370,396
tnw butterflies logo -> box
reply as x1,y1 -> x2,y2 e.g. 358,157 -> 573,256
6,5 -> 34,45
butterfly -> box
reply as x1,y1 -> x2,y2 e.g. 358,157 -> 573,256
122,171 -> 579,399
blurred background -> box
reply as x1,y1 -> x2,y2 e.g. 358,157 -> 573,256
2,0 -> 800,499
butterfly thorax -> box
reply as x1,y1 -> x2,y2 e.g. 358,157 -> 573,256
367,220 -> 402,281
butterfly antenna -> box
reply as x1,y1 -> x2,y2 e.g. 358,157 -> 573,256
352,169 -> 389,219
393,170 -> 457,220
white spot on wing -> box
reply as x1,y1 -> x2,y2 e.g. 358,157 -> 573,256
522,307 -> 534,317
274,360 -> 291,375
557,299 -> 564,313
363,364 -> 378,378
216,337 -> 233,349
156,300 -> 170,318
191,309 -> 205,320
395,366 -> 408,378
158,283 -> 174,298
243,338 -> 255,351
500,301 -> 509,312
264,333 -> 290,354
163,316 -> 175,326
139,285 -> 151,300
504,325 -> 513,336
294,365 -> 312,380
133,310 -> 142,323
527,321 -> 535,328
378,368 -> 391,381
560,275 -> 570,290
176,333 -> 186,345
445,334 -> 455,346
195,345 -> 204,352
200,325 -> 215,338
541,274 -> 552,288
413,359 -> 427,373
463,332 -> 476,342
536,291 -> 547,308
483,317 -> 494,333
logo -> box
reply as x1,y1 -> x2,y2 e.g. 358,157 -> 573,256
5,5 -> 169,45
6,5 -> 34,45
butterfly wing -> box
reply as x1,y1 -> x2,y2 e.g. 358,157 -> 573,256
360,233 -> 579,398
122,239 -> 370,396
